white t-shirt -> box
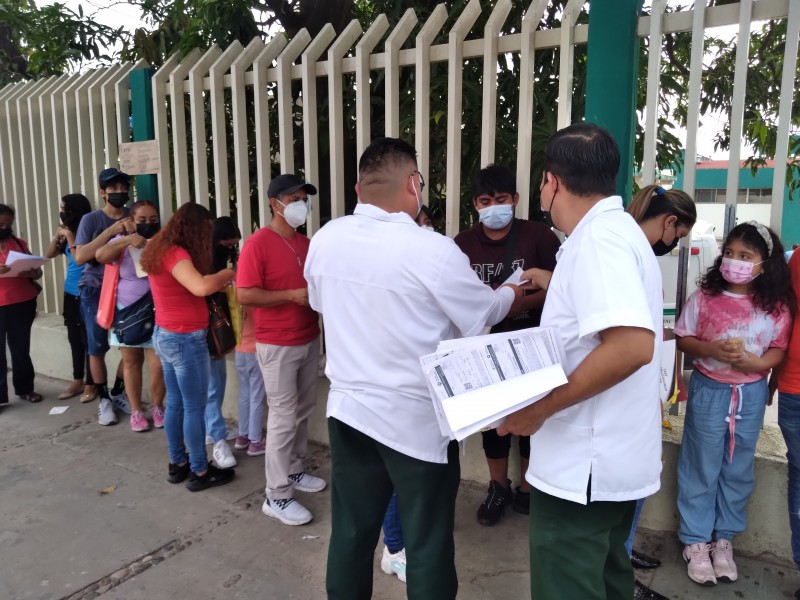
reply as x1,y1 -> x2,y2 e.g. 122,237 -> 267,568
305,203 -> 515,463
526,196 -> 664,504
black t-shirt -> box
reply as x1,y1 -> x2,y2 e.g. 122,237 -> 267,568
454,218 -> 560,333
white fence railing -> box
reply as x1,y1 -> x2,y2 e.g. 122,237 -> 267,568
0,0 -> 796,315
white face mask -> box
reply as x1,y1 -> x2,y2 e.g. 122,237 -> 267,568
478,204 -> 514,230
278,199 -> 308,229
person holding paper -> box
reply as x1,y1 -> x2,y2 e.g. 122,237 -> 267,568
95,200 -> 164,433
74,168 -> 136,426
498,123 -> 663,600
305,137 -> 522,600
455,163 -> 560,525
0,203 -> 44,405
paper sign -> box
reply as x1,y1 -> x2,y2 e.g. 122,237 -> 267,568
119,140 -> 160,175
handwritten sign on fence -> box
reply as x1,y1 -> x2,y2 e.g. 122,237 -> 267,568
119,141 -> 160,175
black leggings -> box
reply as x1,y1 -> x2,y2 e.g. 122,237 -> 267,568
63,292 -> 93,385
0,298 -> 37,402
482,428 -> 530,460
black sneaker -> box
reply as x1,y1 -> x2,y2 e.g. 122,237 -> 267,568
185,464 -> 235,492
167,460 -> 190,484
512,485 -> 530,515
477,479 -> 512,526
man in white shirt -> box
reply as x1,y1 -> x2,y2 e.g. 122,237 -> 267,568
305,137 -> 521,600
499,123 -> 663,600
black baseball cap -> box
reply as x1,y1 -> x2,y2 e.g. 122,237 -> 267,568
98,168 -> 131,188
267,174 -> 317,200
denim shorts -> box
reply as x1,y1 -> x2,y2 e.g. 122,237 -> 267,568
79,285 -> 110,357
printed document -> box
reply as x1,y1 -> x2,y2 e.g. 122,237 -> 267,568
0,251 -> 47,277
420,326 -> 568,441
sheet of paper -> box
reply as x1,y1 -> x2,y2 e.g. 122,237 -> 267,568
49,406 -> 69,415
0,251 -> 47,277
128,246 -> 147,278
659,339 -> 677,405
501,265 -> 525,286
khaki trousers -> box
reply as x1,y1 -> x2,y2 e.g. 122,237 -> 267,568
256,337 -> 320,499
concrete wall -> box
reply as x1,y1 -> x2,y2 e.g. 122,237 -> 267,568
29,313 -> 793,563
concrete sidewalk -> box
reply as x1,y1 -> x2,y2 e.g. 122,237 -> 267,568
0,373 -> 796,600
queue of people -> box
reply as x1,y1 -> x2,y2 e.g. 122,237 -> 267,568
2,123 -> 799,600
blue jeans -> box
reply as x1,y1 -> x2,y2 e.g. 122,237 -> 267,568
778,391 -> 800,567
625,497 -> 646,556
235,351 -> 266,442
677,371 -> 767,544
153,327 -> 209,474
382,490 -> 404,553
206,355 -> 228,443
79,285 -> 110,356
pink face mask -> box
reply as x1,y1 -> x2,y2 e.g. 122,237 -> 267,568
720,257 -> 762,285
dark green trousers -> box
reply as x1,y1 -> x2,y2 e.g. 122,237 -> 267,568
530,486 -> 636,600
326,417 -> 460,600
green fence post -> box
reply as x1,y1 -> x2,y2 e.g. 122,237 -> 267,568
584,0 -> 644,204
129,68 -> 158,207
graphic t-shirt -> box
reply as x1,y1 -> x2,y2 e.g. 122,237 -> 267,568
454,218 -> 560,333
778,250 -> 800,394
675,289 -> 792,384
148,246 -> 208,333
236,227 -> 319,347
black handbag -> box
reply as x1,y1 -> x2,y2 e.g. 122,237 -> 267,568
207,294 -> 236,360
112,291 -> 155,346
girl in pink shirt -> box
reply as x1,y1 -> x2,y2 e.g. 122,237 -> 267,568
674,221 -> 794,586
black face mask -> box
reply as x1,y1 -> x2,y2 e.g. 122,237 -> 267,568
651,224 -> 679,256
540,177 -> 559,231
136,223 -> 161,239
0,228 -> 11,241
107,192 -> 129,209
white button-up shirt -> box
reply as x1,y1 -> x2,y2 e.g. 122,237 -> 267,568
305,203 -> 515,463
526,196 -> 663,504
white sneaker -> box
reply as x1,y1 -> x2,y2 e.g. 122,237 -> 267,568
205,434 -> 213,445
683,542 -> 716,586
110,390 -> 132,415
380,546 -> 407,583
289,472 -> 326,492
97,398 -> 118,426
261,497 -> 312,526
213,440 -> 237,468
711,539 -> 738,582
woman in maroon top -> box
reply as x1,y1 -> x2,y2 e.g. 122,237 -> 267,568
141,203 -> 235,492
0,204 -> 43,405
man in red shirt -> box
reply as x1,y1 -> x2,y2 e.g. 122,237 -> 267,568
237,174 -> 324,526
777,245 -> 800,598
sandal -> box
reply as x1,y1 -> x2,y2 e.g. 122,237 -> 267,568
20,392 -> 43,403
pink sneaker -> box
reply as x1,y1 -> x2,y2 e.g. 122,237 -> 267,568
130,410 -> 151,432
151,405 -> 165,429
234,435 -> 250,450
247,437 -> 266,456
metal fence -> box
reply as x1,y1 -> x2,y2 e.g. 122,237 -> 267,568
0,0 -> 797,315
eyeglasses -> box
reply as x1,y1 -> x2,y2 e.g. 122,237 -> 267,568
410,171 -> 425,193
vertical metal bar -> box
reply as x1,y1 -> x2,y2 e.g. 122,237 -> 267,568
479,0 -> 512,167
151,53 -> 183,221
168,49 -> 203,210
556,0 -> 583,130
384,10 -> 418,138
641,0 -> 667,186
276,31 -> 312,175
188,46 -> 223,210
355,16 -> 389,163
682,1 -> 707,197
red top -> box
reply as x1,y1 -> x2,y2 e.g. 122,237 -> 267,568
236,227 -> 319,346
779,249 -> 800,394
149,246 -> 208,333
0,237 -> 39,307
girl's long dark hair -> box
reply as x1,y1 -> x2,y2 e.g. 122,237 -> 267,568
62,194 -> 92,233
699,222 -> 795,318
141,203 -> 213,276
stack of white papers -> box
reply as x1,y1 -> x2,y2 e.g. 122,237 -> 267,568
420,326 -> 568,441
0,251 -> 47,277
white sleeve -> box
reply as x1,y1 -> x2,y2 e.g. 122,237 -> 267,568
433,244 -> 514,337
674,290 -> 701,337
570,225 -> 655,339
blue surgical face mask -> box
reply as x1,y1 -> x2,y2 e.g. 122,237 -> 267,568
478,204 -> 514,230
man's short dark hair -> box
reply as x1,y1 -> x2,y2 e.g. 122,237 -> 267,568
358,137 -> 417,177
543,123 -> 619,197
473,164 -> 516,198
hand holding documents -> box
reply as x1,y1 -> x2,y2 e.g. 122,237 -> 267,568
419,326 -> 568,441
0,251 -> 47,277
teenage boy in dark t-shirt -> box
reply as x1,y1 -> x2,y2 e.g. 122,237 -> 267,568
454,164 -> 560,526
74,168 -> 134,426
